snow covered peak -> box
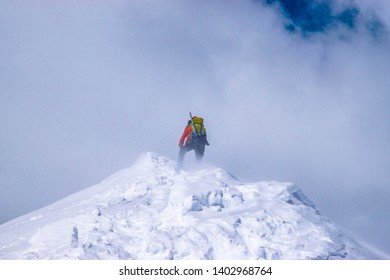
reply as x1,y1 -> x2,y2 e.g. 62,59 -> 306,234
0,152 -> 379,260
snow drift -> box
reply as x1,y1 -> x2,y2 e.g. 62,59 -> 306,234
0,152 -> 379,259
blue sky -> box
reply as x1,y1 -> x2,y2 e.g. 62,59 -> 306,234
265,0 -> 385,36
1,0 -> 389,256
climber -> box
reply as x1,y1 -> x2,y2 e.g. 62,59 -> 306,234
178,115 -> 209,165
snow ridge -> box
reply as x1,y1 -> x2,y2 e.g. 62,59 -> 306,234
0,152 -> 379,260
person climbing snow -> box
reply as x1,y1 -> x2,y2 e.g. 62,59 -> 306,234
178,114 -> 209,166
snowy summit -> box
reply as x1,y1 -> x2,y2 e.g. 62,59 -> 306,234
0,152 -> 379,260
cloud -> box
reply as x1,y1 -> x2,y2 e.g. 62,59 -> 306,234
1,0 -> 389,255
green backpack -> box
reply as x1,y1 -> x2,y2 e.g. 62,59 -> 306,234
191,117 -> 206,137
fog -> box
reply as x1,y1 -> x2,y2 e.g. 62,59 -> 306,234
1,0 -> 389,256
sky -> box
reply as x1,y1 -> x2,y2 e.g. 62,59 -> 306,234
0,0 -> 389,256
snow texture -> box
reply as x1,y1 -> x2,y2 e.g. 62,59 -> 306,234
0,152 -> 379,260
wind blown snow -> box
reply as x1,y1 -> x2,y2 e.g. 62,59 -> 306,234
0,152 -> 380,260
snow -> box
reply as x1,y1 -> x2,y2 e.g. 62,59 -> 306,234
0,152 -> 380,259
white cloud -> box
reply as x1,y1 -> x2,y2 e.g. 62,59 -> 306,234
1,0 -> 389,255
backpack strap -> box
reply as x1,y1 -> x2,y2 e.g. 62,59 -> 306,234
192,124 -> 199,136
199,124 -> 205,135
192,123 -> 205,136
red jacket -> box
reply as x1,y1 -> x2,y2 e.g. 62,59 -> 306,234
179,125 -> 192,147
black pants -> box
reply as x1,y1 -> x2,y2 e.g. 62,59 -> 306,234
178,140 -> 206,165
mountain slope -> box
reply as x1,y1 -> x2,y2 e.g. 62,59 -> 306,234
0,152 -> 379,259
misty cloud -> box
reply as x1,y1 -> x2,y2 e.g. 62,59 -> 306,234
1,0 -> 389,256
